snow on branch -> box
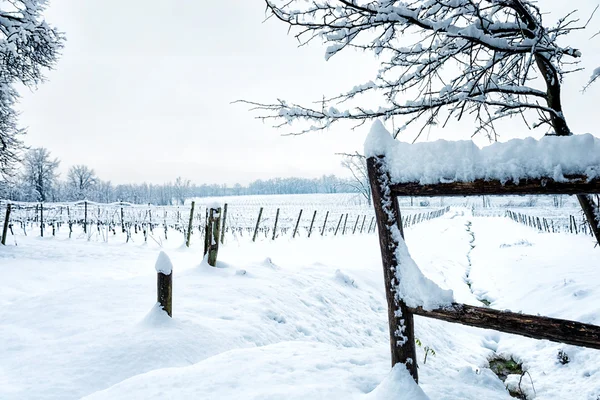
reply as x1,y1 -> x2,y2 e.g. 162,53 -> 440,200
244,0 -> 597,139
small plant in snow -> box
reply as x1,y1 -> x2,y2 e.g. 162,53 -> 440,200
415,338 -> 436,364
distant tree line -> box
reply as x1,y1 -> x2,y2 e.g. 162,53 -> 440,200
0,147 -> 356,205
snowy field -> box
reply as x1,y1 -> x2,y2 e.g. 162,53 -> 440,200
1,197 -> 599,399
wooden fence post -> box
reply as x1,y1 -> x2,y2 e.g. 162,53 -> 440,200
155,251 -> 173,317
352,214 -> 360,234
360,215 -> 366,233
367,155 -> 418,382
40,203 -> 44,237
207,207 -> 221,266
84,201 -> 88,234
308,210 -> 317,238
252,207 -> 264,242
367,216 -> 375,233
220,203 -> 228,244
272,208 -> 280,241
292,209 -> 303,238
204,207 -> 210,255
342,213 -> 348,235
120,207 -> 125,233
186,201 -> 195,247
321,210 -> 329,236
2,204 -> 11,245
334,213 -> 343,236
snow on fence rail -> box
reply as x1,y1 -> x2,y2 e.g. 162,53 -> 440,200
0,200 -> 449,245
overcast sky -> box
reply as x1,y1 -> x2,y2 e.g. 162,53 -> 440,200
16,0 -> 600,185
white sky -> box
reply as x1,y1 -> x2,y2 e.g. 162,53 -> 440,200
16,0 -> 600,185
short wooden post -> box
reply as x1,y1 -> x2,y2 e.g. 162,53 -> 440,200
367,216 -> 375,233
220,203 -> 228,244
207,207 -> 221,266
84,201 -> 88,234
367,155 -> 418,382
352,214 -> 360,234
40,203 -> 44,237
120,207 -> 125,233
186,201 -> 195,247
342,213 -> 348,235
272,208 -> 280,240
203,207 -> 210,255
292,209 -> 303,238
2,203 -> 11,245
321,211 -> 329,236
334,213 -> 343,236
155,251 -> 173,317
360,215 -> 366,233
307,210 -> 317,238
252,207 -> 264,242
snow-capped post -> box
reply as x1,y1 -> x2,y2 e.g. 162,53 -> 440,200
220,203 -> 228,244
206,205 -> 221,267
186,201 -> 195,248
320,210 -> 329,236
292,209 -> 303,238
2,203 -> 11,245
272,208 -> 280,240
84,201 -> 88,234
365,122 -> 418,382
307,210 -> 317,238
155,251 -> 173,317
252,207 -> 263,242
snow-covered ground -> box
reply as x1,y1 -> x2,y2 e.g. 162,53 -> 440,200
1,207 -> 599,399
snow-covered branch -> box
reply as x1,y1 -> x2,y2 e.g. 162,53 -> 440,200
245,0 -> 597,139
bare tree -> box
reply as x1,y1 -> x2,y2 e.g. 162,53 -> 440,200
173,176 -> 191,205
21,147 -> 60,202
245,0 -> 600,244
67,165 -> 97,200
339,152 -> 372,205
0,1 -> 64,178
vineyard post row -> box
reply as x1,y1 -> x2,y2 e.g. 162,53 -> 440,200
0,200 -> 450,245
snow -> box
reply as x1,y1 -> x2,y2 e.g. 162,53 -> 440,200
154,250 -> 173,275
393,230 -> 454,310
1,197 -> 600,399
364,121 -> 600,184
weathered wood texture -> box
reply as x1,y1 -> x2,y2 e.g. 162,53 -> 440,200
157,270 -> 172,317
367,156 -> 418,381
409,303 -> 600,350
390,176 -> 600,197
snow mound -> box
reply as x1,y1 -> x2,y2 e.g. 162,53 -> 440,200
364,121 -> 600,184
365,364 -> 429,400
393,229 -> 454,310
154,251 -> 173,275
